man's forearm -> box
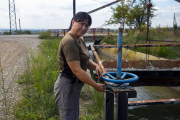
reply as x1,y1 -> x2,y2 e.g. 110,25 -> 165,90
87,59 -> 98,70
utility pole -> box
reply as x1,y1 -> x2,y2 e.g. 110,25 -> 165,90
19,19 -> 21,34
8,0 -> 17,35
73,0 -> 76,16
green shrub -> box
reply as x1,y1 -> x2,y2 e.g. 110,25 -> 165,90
128,30 -> 132,37
3,31 -> 10,35
24,30 -> 31,34
38,31 -> 50,39
102,35 -> 117,44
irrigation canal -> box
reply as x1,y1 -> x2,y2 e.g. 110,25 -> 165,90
85,40 -> 180,120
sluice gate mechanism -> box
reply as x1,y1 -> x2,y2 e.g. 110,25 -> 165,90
89,28 -> 180,120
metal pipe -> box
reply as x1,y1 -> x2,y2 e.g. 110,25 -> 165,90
123,40 -> 180,43
90,45 -> 107,74
128,98 -> 180,106
73,0 -> 76,16
88,0 -> 121,14
93,43 -> 180,48
90,45 -> 116,86
117,28 -> 123,79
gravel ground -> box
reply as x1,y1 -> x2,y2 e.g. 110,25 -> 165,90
0,35 -> 41,120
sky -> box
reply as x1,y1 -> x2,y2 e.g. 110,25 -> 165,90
0,0 -> 180,30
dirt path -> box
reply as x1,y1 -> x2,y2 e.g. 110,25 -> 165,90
0,35 -> 41,119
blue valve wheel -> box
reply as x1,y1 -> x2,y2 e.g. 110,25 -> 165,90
102,72 -> 138,83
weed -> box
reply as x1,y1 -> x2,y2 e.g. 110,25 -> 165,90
14,38 -> 61,119
102,35 -> 117,44
38,31 -> 50,39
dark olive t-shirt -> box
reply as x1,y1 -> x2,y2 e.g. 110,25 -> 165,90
58,32 -> 90,77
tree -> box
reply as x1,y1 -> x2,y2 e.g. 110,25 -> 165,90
16,30 -> 24,34
104,0 -> 130,29
127,0 -> 156,29
24,30 -> 31,34
104,0 -> 156,29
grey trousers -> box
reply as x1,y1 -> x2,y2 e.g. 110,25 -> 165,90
54,73 -> 84,120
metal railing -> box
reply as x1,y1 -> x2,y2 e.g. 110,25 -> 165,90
49,28 -> 109,39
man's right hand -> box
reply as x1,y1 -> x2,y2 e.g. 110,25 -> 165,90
94,83 -> 106,92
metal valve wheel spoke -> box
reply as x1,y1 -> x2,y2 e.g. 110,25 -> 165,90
102,72 -> 139,84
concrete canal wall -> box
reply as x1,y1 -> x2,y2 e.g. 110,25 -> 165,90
98,48 -> 167,60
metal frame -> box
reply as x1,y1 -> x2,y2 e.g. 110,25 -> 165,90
90,45 -> 180,120
8,0 -> 17,35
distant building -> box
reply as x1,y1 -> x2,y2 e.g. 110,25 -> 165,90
0,31 -> 4,35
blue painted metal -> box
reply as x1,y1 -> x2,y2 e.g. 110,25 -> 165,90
101,28 -> 139,84
117,28 -> 123,79
102,72 -> 138,83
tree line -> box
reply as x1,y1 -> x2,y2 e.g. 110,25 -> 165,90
104,0 -> 156,30
3,30 -> 32,35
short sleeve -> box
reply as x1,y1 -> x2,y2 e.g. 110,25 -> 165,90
63,40 -> 80,62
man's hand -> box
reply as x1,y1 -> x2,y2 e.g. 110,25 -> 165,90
94,83 -> 106,92
95,65 -> 102,78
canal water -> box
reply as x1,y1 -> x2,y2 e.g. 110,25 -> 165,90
85,40 -> 180,120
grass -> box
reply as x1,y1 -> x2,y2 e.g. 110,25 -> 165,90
101,34 -> 117,44
79,73 -> 105,120
14,37 -> 61,119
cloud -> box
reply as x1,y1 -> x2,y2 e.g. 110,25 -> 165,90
0,0 -> 178,29
151,2 -> 179,27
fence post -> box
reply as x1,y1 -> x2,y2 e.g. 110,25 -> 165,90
101,28 -> 102,34
108,28 -> 109,35
93,28 -> 95,39
64,29 -> 65,36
